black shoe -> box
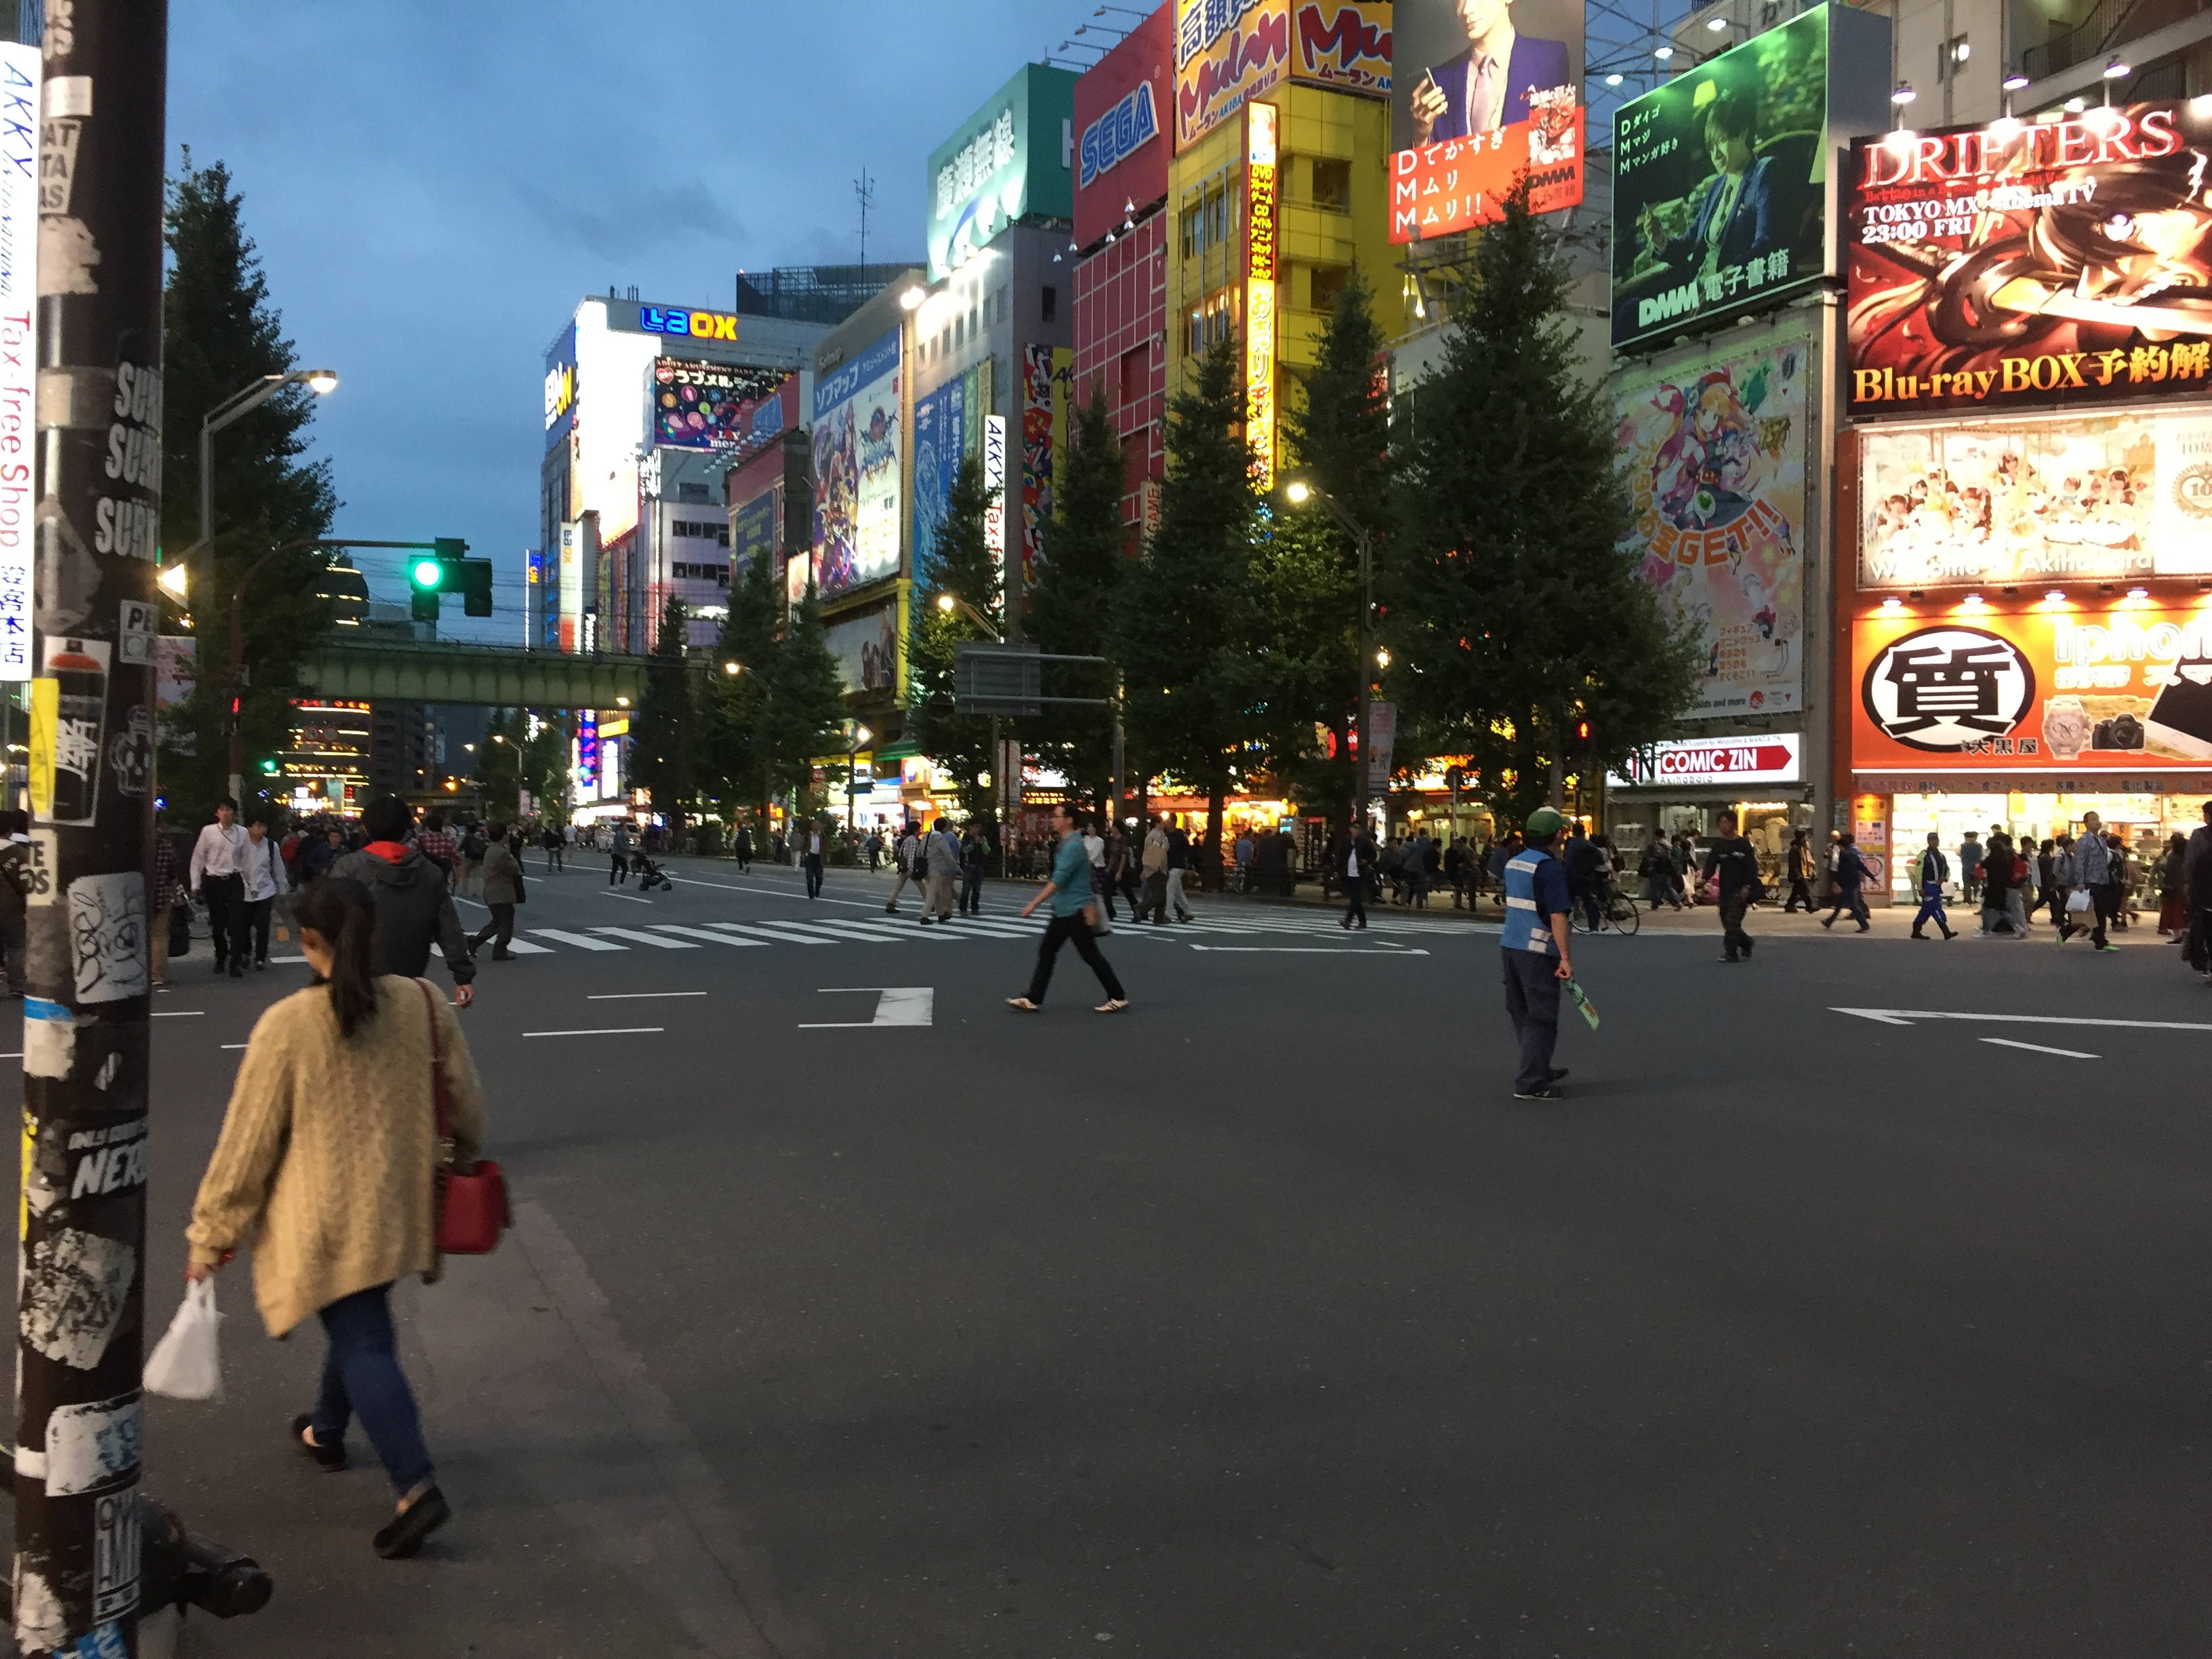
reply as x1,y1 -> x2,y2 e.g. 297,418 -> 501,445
492,951 -> 516,961
1513,1086 -> 1564,1101
1721,954 -> 1741,963
1856,923 -> 1870,933
290,1412 -> 347,1473
1741,939 -> 1754,958
1820,917 -> 1835,929
254,958 -> 268,970
373,1485 -> 450,1559
1546,1067 -> 1570,1082
1911,930 -> 1927,939
229,961 -> 244,978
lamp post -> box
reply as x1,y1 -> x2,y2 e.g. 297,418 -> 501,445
847,722 -> 871,834
1284,479 -> 1376,830
182,369 -> 338,562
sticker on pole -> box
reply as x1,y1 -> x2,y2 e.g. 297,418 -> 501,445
91,1490 -> 140,1625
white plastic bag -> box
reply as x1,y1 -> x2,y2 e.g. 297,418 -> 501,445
2066,888 -> 2093,915
144,1279 -> 224,1402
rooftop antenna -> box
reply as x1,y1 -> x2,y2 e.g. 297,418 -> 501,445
855,169 -> 876,269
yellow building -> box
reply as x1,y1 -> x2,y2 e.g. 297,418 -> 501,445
1166,68 -> 1402,473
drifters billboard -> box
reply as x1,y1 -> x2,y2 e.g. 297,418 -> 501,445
1846,102 -> 2212,415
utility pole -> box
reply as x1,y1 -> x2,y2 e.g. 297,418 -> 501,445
19,2 -> 167,1654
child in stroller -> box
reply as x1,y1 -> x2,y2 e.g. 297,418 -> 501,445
632,850 -> 673,892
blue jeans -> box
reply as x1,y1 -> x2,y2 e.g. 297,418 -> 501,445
312,1284 -> 434,1496
961,867 -> 983,914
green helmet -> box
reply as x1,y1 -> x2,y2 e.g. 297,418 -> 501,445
1524,807 -> 1566,839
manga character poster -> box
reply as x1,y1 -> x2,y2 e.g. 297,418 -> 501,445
811,328 -> 903,599
913,378 -> 968,577
1021,344 -> 1073,583
1614,314 -> 1810,718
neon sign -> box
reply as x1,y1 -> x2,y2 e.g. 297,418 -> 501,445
1245,102 -> 1278,491
639,307 -> 738,341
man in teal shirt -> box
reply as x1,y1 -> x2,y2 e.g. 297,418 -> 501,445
1007,802 -> 1128,1013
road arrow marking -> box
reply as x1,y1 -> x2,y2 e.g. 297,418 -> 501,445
1190,945 -> 1431,955
1832,1007 -> 2212,1032
1981,1036 -> 2100,1059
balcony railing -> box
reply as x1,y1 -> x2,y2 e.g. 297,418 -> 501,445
2022,0 -> 2204,81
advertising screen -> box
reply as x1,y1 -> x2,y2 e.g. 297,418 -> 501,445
824,606 -> 900,695
812,327 -> 903,599
1858,409 -> 2212,589
1175,1 -> 1394,152
544,321 -> 576,453
1610,5 -> 1832,352
927,64 -> 1078,281
1853,598 -> 2212,778
914,377 -> 968,575
651,359 -> 783,451
1021,344 -> 1074,582
1076,5 -> 1172,245
1615,314 -> 1810,718
1845,102 -> 2212,416
1389,0 -> 1581,241
732,491 -> 776,577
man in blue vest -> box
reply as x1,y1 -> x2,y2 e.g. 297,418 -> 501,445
1502,806 -> 1574,1101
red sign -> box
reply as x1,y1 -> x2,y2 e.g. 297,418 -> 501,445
1390,97 -> 1583,242
1845,102 -> 2212,415
1610,734 -> 1803,787
1074,6 -> 1172,246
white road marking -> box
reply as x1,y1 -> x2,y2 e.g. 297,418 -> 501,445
651,925 -> 768,947
1191,945 -> 1431,956
598,890 -> 655,905
499,937 -> 556,954
588,991 -> 708,1000
523,1026 -> 665,1038
151,1010 -> 203,1018
590,926 -> 699,949
1980,1036 -> 2100,1059
702,921 -> 838,945
1833,1007 -> 2212,1031
799,987 -> 934,1029
528,928 -> 628,951
221,1043 -> 247,1050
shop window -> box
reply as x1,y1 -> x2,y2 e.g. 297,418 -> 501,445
1309,264 -> 1351,317
1311,157 -> 1351,209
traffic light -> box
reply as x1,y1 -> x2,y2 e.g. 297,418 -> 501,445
1574,718 -> 1591,745
406,539 -> 493,620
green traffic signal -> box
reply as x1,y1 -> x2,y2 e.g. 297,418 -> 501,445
409,556 -> 444,590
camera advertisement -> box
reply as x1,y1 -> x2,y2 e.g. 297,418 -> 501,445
1853,600 -> 2212,777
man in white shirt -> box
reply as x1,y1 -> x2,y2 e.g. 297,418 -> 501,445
240,817 -> 285,969
188,797 -> 251,977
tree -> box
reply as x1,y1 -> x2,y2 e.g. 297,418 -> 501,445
1114,337 -> 1261,859
703,554 -> 781,834
905,453 -> 1002,819
629,596 -> 696,831
1383,181 -> 1700,826
1030,383 -> 1126,815
160,155 -> 339,813
1266,262 -> 1391,824
762,583 -> 849,815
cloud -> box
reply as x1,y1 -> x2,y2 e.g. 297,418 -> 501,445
512,175 -> 746,260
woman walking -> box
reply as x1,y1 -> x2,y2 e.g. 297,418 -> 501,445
185,876 -> 485,1559
1007,802 -> 1128,1014
468,823 -> 524,960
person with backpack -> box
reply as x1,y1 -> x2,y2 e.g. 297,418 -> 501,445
1781,829 -> 1816,912
241,817 -> 286,970
1909,832 -> 1956,940
1638,831 -> 1681,910
456,823 -> 489,899
327,796 -> 476,1008
184,875 -> 485,1560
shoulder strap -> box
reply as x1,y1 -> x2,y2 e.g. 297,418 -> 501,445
416,977 -> 451,1145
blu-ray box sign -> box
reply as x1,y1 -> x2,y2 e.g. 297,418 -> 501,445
1847,101 -> 2212,414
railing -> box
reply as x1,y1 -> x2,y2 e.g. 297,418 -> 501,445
2021,0 -> 2203,81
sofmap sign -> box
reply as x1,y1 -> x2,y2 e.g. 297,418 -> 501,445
1607,733 -> 1803,788
1845,102 -> 2212,415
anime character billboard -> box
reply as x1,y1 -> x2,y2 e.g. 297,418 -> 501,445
811,329 -> 902,599
1615,316 -> 1809,718
1846,102 -> 2212,415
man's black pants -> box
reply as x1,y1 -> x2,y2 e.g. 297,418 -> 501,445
805,855 -> 823,899
1026,911 -> 1125,1005
1502,950 -> 1562,1094
202,873 -> 247,967
469,903 -> 514,957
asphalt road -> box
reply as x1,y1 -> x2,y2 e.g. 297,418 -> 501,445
31,854 -> 2212,1656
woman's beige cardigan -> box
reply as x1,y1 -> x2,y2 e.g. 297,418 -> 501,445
188,977 -> 485,1336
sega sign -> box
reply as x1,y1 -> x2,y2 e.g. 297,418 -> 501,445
1080,82 -> 1159,188
640,306 -> 738,342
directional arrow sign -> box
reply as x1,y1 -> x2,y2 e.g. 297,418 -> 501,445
1832,1007 -> 2212,1033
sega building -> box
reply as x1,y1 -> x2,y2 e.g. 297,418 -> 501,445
1837,102 -> 2212,903
1072,5 -> 1172,541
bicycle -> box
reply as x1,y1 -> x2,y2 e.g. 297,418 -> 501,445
1569,884 -> 1642,937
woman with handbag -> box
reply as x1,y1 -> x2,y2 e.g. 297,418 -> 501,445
1006,802 -> 1128,1014
185,875 -> 489,1559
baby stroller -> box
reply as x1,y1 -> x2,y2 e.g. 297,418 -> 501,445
632,851 -> 673,893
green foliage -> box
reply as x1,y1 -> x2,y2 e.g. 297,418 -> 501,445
628,596 -> 695,823
474,708 -> 572,827
159,154 -> 339,815
905,452 -> 1002,817
703,553 -> 779,827
1113,337 -> 1261,834
1266,261 -> 1391,819
1030,383 -> 1126,808
767,583 -> 852,807
1383,182 -> 1700,823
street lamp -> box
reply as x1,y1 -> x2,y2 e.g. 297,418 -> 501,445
935,590 -> 1001,638
1283,478 -> 1378,828
847,722 -> 872,832
183,369 -> 339,562
722,659 -> 742,676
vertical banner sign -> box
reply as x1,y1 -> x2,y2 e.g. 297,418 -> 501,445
22,4 -> 166,1655
983,413 -> 1008,572
0,44 -> 33,682
1245,102 -> 1278,490
558,520 -> 580,653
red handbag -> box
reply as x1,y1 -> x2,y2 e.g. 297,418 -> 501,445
417,979 -> 507,1254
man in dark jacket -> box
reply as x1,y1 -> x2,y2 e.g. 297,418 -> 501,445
331,794 -> 476,1006
1706,811 -> 1765,959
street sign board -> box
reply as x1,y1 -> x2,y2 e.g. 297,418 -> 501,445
954,642 -> 1041,718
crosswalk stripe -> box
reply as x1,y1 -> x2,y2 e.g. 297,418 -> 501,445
794,921 -> 925,943
590,926 -> 700,949
702,921 -> 838,945
502,938 -> 556,954
651,924 -> 768,947
528,928 -> 628,951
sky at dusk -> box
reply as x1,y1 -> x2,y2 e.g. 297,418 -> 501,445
165,1 -> 1124,641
